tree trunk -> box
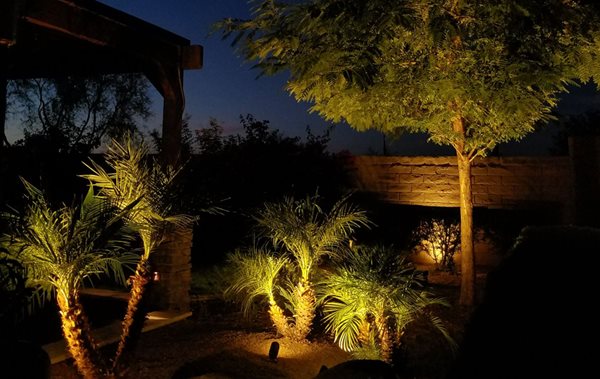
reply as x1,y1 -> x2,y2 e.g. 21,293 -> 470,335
374,313 -> 392,363
457,152 -> 475,306
56,293 -> 105,379
358,318 -> 371,347
268,302 -> 290,337
288,280 -> 316,341
111,259 -> 152,373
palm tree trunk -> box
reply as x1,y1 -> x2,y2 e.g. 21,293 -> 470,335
57,293 -> 105,379
289,280 -> 315,341
111,259 -> 152,372
374,313 -> 392,363
268,302 -> 290,337
358,318 -> 371,347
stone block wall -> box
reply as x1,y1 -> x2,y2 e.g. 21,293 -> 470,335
149,228 -> 193,311
348,155 -> 574,217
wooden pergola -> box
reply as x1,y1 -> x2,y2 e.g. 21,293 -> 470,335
0,0 -> 202,165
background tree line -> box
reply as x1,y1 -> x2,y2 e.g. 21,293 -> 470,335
1,74 -> 351,265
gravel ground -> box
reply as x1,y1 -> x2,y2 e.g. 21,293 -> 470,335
51,270 -> 473,379
50,302 -> 351,379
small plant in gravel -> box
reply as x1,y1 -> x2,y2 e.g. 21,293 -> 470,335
224,245 -> 291,336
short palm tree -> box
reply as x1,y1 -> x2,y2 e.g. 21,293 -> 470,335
255,194 -> 370,341
82,136 -> 195,371
3,180 -> 136,379
224,246 -> 290,336
320,245 -> 454,363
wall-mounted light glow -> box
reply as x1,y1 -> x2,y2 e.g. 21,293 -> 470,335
153,271 -> 160,282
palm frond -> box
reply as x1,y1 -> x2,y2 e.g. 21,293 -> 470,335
82,135 -> 195,261
224,246 -> 288,317
320,244 -> 453,357
4,180 -> 136,301
322,298 -> 364,351
255,193 -> 369,281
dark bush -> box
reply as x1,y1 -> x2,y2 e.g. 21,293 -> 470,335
449,225 -> 600,379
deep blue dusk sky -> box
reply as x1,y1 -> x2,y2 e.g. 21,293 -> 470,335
97,0 -> 398,154
7,0 -> 600,154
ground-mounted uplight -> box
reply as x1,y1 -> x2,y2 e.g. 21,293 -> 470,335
268,341 -> 280,362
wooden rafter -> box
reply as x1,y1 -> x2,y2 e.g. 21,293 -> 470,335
0,0 -> 202,165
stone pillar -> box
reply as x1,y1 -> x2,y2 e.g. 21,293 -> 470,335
569,136 -> 600,227
149,228 -> 193,312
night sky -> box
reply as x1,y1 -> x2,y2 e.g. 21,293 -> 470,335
98,0 -> 394,154
7,0 -> 600,154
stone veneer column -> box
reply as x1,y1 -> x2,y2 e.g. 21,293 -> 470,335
149,228 -> 193,311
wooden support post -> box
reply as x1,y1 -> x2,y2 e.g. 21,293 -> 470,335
161,89 -> 184,167
0,49 -> 8,152
145,61 -> 185,167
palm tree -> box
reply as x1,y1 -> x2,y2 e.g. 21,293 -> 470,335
224,246 -> 290,336
320,245 -> 455,363
82,136 -> 195,371
3,181 -> 136,379
255,194 -> 370,341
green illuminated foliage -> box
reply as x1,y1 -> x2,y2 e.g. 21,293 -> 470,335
227,194 -> 370,341
2,181 -> 136,378
320,245 -> 454,362
82,136 -> 195,372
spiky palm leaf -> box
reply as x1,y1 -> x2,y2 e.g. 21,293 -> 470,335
255,194 -> 370,281
225,246 -> 289,316
81,135 -> 195,372
6,180 -> 137,296
225,246 -> 291,336
82,136 -> 195,259
3,180 -> 136,378
320,245 -> 453,361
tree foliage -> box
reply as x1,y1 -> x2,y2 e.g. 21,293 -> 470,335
220,0 -> 600,158
218,0 -> 600,305
8,74 -> 150,154
2,181 -> 137,378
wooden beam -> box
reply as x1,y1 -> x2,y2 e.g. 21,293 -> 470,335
23,0 -> 184,67
182,45 -> 203,70
4,41 -> 150,79
0,0 -> 22,46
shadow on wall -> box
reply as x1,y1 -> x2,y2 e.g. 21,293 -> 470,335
448,225 -> 600,379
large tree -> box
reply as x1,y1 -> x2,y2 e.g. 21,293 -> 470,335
8,74 -> 150,153
218,0 -> 600,305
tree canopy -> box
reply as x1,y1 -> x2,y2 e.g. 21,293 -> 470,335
219,0 -> 600,305
220,0 -> 600,159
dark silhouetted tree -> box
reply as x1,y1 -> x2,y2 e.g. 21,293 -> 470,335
9,74 -> 150,154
